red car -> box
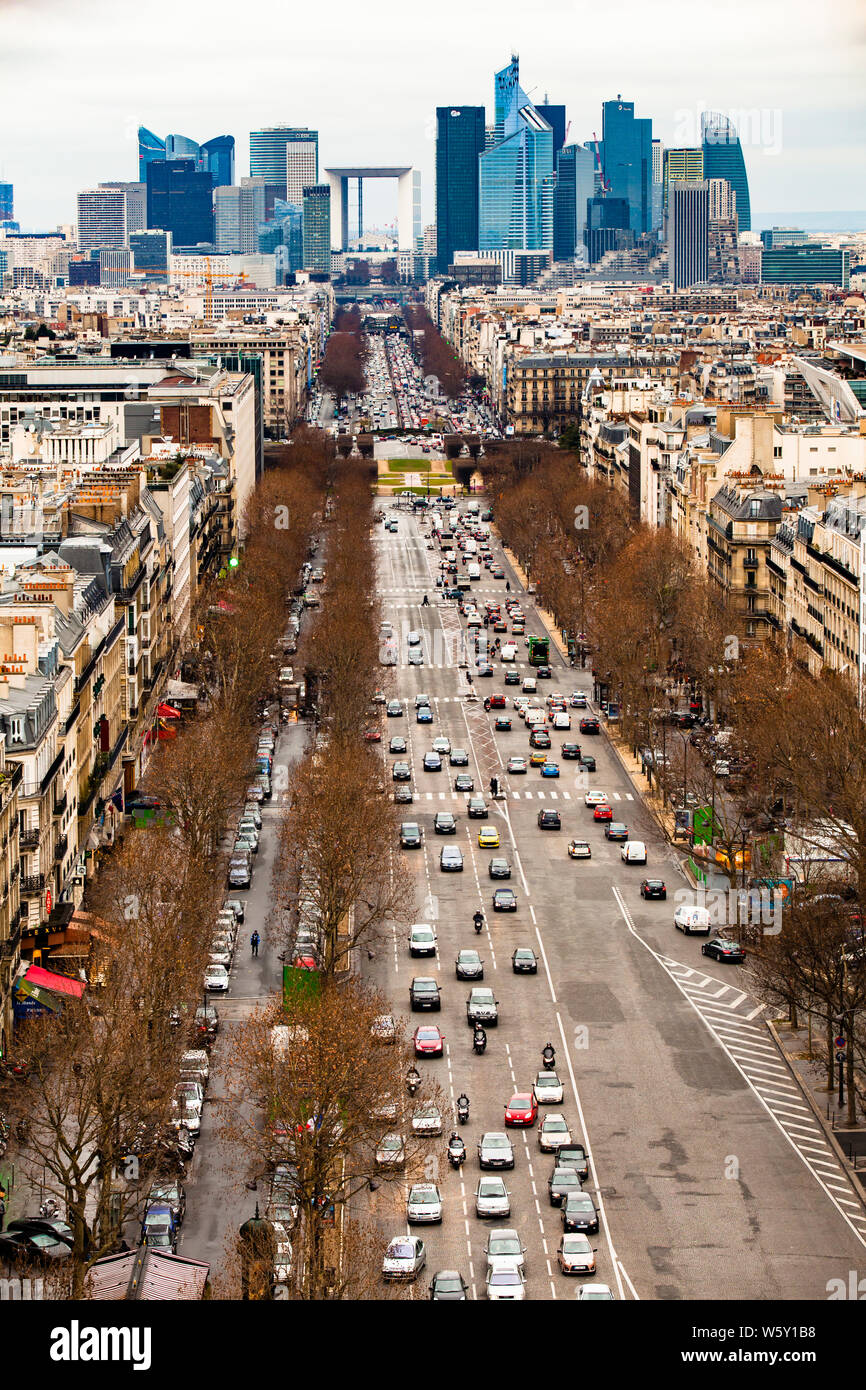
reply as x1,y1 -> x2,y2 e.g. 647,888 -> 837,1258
593,803 -> 613,821
292,955 -> 317,971
364,728 -> 381,742
504,1092 -> 538,1127
488,694 -> 507,709
413,1025 -> 445,1057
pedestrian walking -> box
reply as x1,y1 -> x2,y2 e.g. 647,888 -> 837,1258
250,930 -> 260,957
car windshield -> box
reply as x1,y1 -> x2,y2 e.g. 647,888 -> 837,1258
411,1189 -> 437,1202
546,1119 -> 568,1131
479,1182 -> 503,1195
489,1271 -> 519,1285
389,1242 -> 415,1258
489,1237 -> 519,1253
485,1135 -> 508,1147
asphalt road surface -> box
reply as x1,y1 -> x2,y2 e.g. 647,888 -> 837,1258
363,504 -> 866,1302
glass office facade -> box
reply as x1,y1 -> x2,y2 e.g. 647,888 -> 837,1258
302,185 -> 331,272
200,136 -> 235,189
0,184 -> 13,223
146,159 -> 214,246
435,105 -> 486,273
761,246 -> 849,288
600,98 -> 652,236
553,144 -> 595,261
480,59 -> 554,253
701,113 -> 751,232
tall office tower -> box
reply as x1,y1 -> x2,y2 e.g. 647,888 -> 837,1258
146,159 -> 214,247
435,105 -> 486,272
302,184 -> 331,272
584,195 -> 632,263
412,171 -> 423,252
652,139 -> 663,184
139,127 -> 165,179
129,228 -> 171,279
200,136 -> 235,188
76,187 -> 127,251
98,182 -> 147,236
701,112 -> 750,231
479,57 -> 555,254
276,201 -> 304,272
536,99 -> 567,155
285,137 -> 319,209
663,148 -> 703,212
668,180 -> 709,289
708,177 -> 736,222
651,139 -> 664,232
99,247 -> 131,286
214,178 -> 268,253
250,127 -> 318,206
0,184 -> 13,222
552,144 -> 595,261
165,134 -> 200,163
423,224 -> 437,255
600,96 -> 652,235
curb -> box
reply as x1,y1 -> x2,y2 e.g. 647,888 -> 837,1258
766,1019 -> 866,1210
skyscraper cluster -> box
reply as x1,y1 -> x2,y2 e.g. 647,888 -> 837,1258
434,56 -> 753,287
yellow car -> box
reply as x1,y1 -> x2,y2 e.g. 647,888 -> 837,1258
478,825 -> 500,848
529,750 -> 548,767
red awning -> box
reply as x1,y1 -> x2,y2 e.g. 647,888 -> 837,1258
23,965 -> 86,999
157,703 -> 181,719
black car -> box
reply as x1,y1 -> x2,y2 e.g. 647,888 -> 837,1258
561,1193 -> 599,1233
454,774 -> 475,792
434,812 -> 457,834
400,822 -> 423,849
548,1166 -> 584,1207
579,718 -> 600,735
640,878 -> 667,900
557,1144 -> 590,1182
504,671 -> 521,686
0,1218 -> 75,1266
455,949 -> 484,980
394,786 -> 414,804
535,666 -> 552,679
449,748 -> 469,766
429,1270 -> 469,1301
580,753 -> 596,773
702,937 -> 746,964
537,809 -> 561,830
493,888 -> 517,912
193,1004 -> 219,1043
423,752 -> 442,772
561,742 -> 581,760
389,736 -> 407,754
392,762 -> 412,782
410,977 -> 442,1011
467,798 -> 488,819
488,857 -> 512,879
512,948 -> 538,974
529,730 -> 551,749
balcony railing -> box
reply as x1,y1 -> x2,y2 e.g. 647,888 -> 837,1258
19,827 -> 41,848
20,873 -> 45,895
0,920 -> 22,959
54,835 -> 68,862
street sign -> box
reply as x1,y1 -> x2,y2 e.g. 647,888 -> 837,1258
835,1035 -> 846,1049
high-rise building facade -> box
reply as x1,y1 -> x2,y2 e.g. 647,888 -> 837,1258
479,57 -> 554,254
129,228 -> 172,279
146,159 -> 214,247
663,148 -> 703,212
138,127 -> 165,180
761,245 -> 850,289
200,136 -> 235,189
215,178 -> 267,254
585,195 -> 632,263
302,184 -> 331,272
435,105 -> 486,273
98,182 -> 147,236
553,144 -> 595,261
760,226 -> 809,249
536,101 -> 567,155
250,127 -> 318,207
701,112 -> 751,232
77,188 -> 127,251
137,127 -> 234,186
99,247 -> 131,286
651,139 -> 664,232
708,177 -> 736,222
285,138 -> 319,210
668,180 -> 709,289
600,96 -> 652,235
0,184 -> 13,222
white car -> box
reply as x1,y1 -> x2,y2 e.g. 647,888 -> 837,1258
533,1071 -> 564,1105
375,1133 -> 406,1170
382,1236 -> 426,1282
552,712 -> 571,730
577,1282 -> 614,1300
522,677 -> 537,693
621,840 -> 647,864
486,1267 -> 526,1300
204,964 -> 229,992
474,1176 -> 511,1219
674,905 -> 711,936
409,923 -> 437,957
412,1104 -> 443,1136
584,790 -> 608,807
406,1183 -> 443,1224
538,1113 -> 572,1152
485,1227 -> 526,1274
500,642 -> 518,662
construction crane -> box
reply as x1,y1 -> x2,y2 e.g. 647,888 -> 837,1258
564,119 -> 572,145
591,132 -> 610,194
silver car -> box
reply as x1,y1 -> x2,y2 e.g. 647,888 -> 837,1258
486,1267 -> 526,1300
375,1133 -> 406,1170
533,1071 -> 564,1105
478,1132 -> 515,1170
474,1176 -> 511,1219
484,1227 -> 526,1275
406,1183 -> 443,1224
383,1236 -> 426,1282
538,1112 -> 572,1152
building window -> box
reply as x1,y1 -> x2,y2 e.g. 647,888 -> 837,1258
9,716 -> 24,743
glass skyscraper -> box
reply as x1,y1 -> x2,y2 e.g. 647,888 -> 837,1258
200,136 -> 235,189
249,127 -> 318,210
479,57 -> 554,254
302,185 -> 331,272
668,180 -> 709,289
435,105 -> 486,273
536,102 -> 567,156
0,184 -> 13,222
701,113 -> 751,232
137,128 -> 234,186
600,97 -> 652,236
553,144 -> 595,261
146,159 -> 214,247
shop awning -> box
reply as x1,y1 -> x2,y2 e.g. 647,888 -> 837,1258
157,702 -> 181,719
21,965 -> 86,999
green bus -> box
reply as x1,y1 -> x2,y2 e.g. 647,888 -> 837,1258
527,636 -> 550,667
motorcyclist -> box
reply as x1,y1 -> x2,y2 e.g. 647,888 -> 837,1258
457,1093 -> 469,1118
448,1130 -> 464,1152
406,1066 -> 421,1091
542,1042 -> 556,1067
474,1023 -> 487,1048
473,910 -> 484,934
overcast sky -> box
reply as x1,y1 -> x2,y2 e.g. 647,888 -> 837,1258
1,0 -> 864,231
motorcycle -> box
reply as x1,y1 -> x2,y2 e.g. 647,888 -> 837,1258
447,1137 -> 466,1170
473,1028 -> 487,1056
473,914 -> 484,935
457,1095 -> 470,1124
406,1069 -> 421,1097
541,1044 -> 556,1070
39,1196 -> 59,1220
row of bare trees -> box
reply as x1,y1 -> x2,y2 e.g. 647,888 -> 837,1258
403,303 -> 465,398
0,433 -> 332,1292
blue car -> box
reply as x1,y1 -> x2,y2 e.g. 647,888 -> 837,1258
540,763 -> 560,778
141,1204 -> 177,1253
416,707 -> 433,724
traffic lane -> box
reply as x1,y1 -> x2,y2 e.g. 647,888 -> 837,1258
503,795 -> 866,1298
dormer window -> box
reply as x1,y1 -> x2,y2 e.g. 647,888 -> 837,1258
9,716 -> 24,743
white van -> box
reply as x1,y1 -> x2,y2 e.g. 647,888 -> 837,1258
464,537 -> 477,556
467,563 -> 481,581
674,906 -> 711,936
500,642 -> 518,662
466,500 -> 480,515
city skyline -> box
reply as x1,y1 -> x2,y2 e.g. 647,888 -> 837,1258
0,0 -> 863,232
